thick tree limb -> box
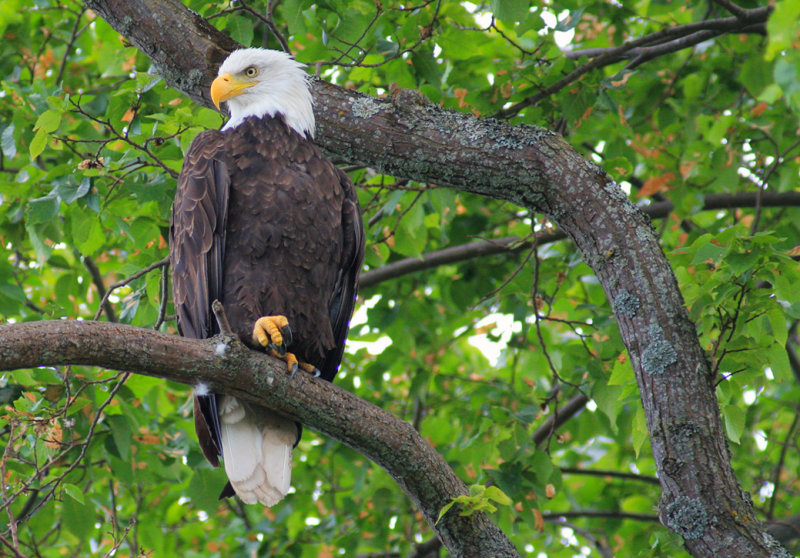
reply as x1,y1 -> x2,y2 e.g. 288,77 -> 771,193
74,1 -> 790,555
0,320 -> 516,558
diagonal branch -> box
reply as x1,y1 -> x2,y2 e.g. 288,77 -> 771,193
497,6 -> 772,118
0,320 -> 518,557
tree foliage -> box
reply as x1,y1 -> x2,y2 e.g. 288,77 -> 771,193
0,0 -> 799,556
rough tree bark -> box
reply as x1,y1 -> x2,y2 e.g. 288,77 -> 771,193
4,0 -> 780,555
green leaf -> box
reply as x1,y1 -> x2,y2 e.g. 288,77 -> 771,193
739,55 -> 773,96
0,384 -> 24,404
592,381 -> 624,434
107,414 -> 133,462
691,240 -> 728,265
722,404 -> 746,444
484,485 -> 512,506
766,0 -> 800,60
607,357 -> 634,386
437,501 -> 456,524
766,306 -> 788,346
605,156 -> 633,179
62,483 -> 85,505
392,219 -> 426,257
1,124 -> 16,158
34,109 -> 62,133
632,406 -> 648,458
227,15 -> 254,46
189,467 -> 232,512
29,127 -> 49,159
54,176 -> 91,204
490,0 -> 530,23
61,490 -> 93,540
766,342 -> 792,381
71,215 -> 105,255
26,194 -> 60,224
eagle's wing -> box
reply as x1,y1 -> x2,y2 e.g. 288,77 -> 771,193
320,167 -> 365,381
169,129 -> 230,466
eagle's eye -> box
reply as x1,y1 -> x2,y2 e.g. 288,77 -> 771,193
244,66 -> 258,78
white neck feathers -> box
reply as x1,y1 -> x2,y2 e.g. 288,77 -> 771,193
219,49 -> 315,138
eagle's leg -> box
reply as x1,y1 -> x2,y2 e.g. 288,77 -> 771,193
252,316 -> 321,378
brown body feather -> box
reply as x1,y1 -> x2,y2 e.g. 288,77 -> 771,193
170,115 -> 363,498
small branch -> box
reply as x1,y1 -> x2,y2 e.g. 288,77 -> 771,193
93,257 -> 169,321
544,510 -> 660,522
0,534 -> 25,558
560,467 -> 660,485
82,254 -> 117,323
499,7 -> 772,118
153,262 -> 170,330
712,0 -> 749,19
360,191 -> 800,288
533,393 -> 589,447
265,0 -> 290,52
767,410 -> 800,519
55,8 -> 88,84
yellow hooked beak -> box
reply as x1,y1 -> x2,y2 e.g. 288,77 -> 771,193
210,73 -> 255,110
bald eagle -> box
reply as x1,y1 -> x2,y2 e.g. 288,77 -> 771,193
170,48 -> 364,506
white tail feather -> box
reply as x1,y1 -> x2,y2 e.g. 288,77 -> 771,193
218,395 -> 296,506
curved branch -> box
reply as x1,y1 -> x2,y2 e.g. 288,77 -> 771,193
0,320 -> 518,557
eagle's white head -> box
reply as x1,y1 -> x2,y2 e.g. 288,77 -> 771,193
210,48 -> 315,138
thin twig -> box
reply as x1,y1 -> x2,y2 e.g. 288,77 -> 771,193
83,254 -> 118,322
767,410 -> 800,520
93,257 -> 170,321
55,8 -> 88,84
712,0 -> 748,19
153,261 -> 170,330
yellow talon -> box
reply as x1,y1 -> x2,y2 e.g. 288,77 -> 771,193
267,349 -> 320,378
253,316 -> 320,378
252,315 -> 290,350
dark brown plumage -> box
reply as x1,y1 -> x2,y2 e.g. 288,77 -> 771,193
170,95 -> 363,503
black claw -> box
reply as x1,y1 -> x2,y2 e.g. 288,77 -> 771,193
312,368 -> 321,378
289,361 -> 298,379
268,342 -> 287,356
280,324 -> 293,347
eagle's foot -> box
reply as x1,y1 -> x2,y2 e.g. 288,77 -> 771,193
253,315 -> 293,355
267,350 -> 320,379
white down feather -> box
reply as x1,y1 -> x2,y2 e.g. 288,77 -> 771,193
218,394 -> 297,506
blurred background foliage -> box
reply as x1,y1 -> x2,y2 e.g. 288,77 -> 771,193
0,0 -> 799,556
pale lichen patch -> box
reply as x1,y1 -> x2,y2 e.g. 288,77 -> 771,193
664,496 -> 713,540
641,323 -> 677,375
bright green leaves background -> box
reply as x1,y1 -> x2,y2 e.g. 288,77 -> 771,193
1,0 -> 799,556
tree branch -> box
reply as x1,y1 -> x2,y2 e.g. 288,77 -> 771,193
361,191 -> 800,287
499,7 -> 771,118
0,320 -> 517,557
